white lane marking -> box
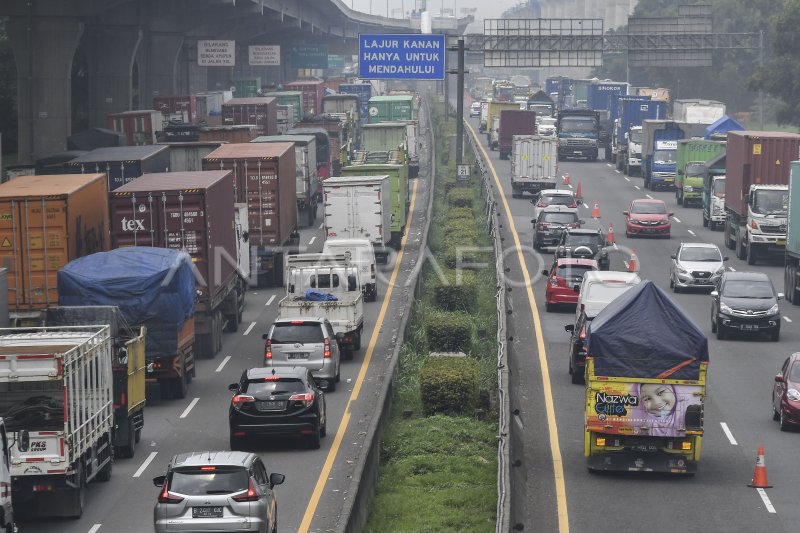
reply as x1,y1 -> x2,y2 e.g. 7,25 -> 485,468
567,184 -> 573,189
688,230 -> 696,236
645,194 -> 654,199
673,216 -> 682,223
720,422 -> 738,445
615,170 -> 621,174
757,488 -> 776,513
265,294 -> 276,306
607,163 -> 613,167
215,355 -> 232,372
783,316 -> 792,323
133,452 -> 158,478
180,398 -> 200,419
243,322 -> 256,336
308,236 -> 317,246
624,177 -> 631,182
319,222 -> 324,230
88,525 -> 102,533
634,185 -> 641,190
729,267 -> 736,272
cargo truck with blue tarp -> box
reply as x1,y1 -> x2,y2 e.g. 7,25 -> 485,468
611,97 -> 666,175
584,280 -> 708,474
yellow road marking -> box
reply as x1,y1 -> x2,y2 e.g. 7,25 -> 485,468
299,179 -> 420,532
465,121 -> 570,533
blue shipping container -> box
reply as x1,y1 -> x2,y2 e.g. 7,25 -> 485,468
616,98 -> 666,144
64,145 -> 171,190
588,82 -> 629,112
339,84 -> 372,123
545,76 -> 572,96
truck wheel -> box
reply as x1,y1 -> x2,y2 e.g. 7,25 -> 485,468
117,419 -> 136,459
746,242 -> 757,265
735,231 -> 746,259
723,221 -> 734,249
171,371 -> 188,400
702,215 -> 709,228
677,190 -> 683,206
787,265 -> 799,305
96,455 -> 113,483
68,462 -> 86,519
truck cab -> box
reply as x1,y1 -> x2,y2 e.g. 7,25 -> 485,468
556,110 -> 600,161
678,162 -> 707,207
648,138 -> 678,190
625,126 -> 644,175
703,173 -> 726,230
742,184 -> 788,263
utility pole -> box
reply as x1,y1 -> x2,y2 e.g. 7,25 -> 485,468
447,38 -> 467,164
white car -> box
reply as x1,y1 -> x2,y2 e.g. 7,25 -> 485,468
469,102 -> 481,117
537,117 -> 557,136
669,242 -> 728,293
532,189 -> 579,218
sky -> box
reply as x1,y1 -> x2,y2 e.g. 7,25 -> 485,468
346,0 -> 520,23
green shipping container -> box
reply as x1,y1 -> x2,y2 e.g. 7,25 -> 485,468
675,139 -> 726,206
342,162 -> 409,242
788,161 -> 800,256
361,123 -> 408,154
233,77 -> 262,98
264,92 -> 303,122
367,96 -> 414,123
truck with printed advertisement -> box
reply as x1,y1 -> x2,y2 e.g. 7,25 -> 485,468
675,139 -> 726,207
612,98 -> 666,175
702,153 -> 727,230
723,131 -> 800,264
642,121 -> 708,190
1,325 -> 115,518
584,280 -> 708,474
587,81 -> 628,112
486,102 -> 520,148
278,253 -> 364,357
510,135 -> 558,198
556,110 -> 600,161
498,110 -> 536,160
673,99 -> 726,124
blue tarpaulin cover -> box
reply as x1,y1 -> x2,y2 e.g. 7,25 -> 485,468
704,115 -> 744,140
305,289 -> 338,301
585,280 -> 709,380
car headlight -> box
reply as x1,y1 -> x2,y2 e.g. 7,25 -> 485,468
787,389 -> 800,402
661,218 -> 670,225
629,219 -> 641,225
767,303 -> 780,315
675,265 -> 688,274
719,302 -> 733,314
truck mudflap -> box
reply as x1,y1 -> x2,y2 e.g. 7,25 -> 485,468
587,450 -> 697,474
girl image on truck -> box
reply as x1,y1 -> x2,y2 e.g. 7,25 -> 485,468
636,383 -> 700,437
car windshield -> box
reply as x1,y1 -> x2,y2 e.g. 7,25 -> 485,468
629,130 -> 642,144
653,149 -> 676,164
722,280 -> 774,299
791,362 -> 800,382
565,234 -> 600,246
560,117 -> 597,134
270,323 -> 324,344
541,195 -> 574,206
686,163 -> 706,178
586,283 -> 634,301
752,189 -> 788,215
244,378 -> 306,396
632,202 -> 666,214
679,247 -> 721,262
542,212 -> 577,224
557,265 -> 594,281
169,467 -> 249,495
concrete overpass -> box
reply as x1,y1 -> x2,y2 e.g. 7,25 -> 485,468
1,0 -> 472,163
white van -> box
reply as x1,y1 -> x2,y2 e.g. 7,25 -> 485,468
322,238 -> 378,302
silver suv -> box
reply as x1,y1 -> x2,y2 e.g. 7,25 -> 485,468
153,451 -> 284,533
263,317 -> 341,391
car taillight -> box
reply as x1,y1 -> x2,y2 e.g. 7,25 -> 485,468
579,325 -> 586,340
289,392 -> 315,408
232,479 -> 260,502
537,202 -> 547,207
538,223 -> 550,230
231,394 -> 255,409
324,338 -> 331,358
158,481 -> 184,504
265,339 -> 272,360
568,222 -> 580,228
549,276 -> 559,287
568,203 -> 578,208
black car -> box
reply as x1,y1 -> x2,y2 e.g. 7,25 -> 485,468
565,310 -> 591,384
532,207 -> 583,250
711,271 -> 783,341
554,227 -> 609,270
229,366 -> 327,450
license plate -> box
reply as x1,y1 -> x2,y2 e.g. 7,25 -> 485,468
192,506 -> 223,518
741,324 -> 757,331
257,400 -> 285,411
288,352 -> 308,359
642,228 -> 655,233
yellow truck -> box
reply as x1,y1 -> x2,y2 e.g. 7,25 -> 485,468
583,280 -> 708,474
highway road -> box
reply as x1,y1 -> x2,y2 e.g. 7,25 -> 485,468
20,104 -> 434,533
465,115 -> 798,533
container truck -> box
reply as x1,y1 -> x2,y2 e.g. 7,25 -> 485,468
263,91 -> 303,122
107,110 -> 164,145
322,94 -> 362,124
498,110 -> 536,160
0,174 -> 110,326
160,141 -> 225,172
252,134 -> 320,227
784,161 -> 800,304
153,95 -> 204,124
672,99 -> 725,124
221,97 -> 278,136
527,90 -> 556,117
587,81 -> 628,112
367,95 -> 415,123
702,153 -> 727,230
675,140 -> 726,207
203,143 -> 298,287
284,80 -> 326,116
197,125 -> 259,144
339,83 -> 372,123
288,125 -> 336,179
556,110 -> 600,161
1,325 -> 115,518
45,306 -> 146,459
276,104 -> 296,134
110,170 -> 246,357
584,281 -> 708,474
486,102 -> 520,147
195,90 -> 233,125
613,98 -> 666,175
65,145 -> 171,190
361,122 -> 408,163
510,135 -> 558,198
724,131 -> 800,264
322,175 -> 392,266
58,247 -> 197,399
642,121 -> 708,190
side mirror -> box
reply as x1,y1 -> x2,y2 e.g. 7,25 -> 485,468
710,290 -> 718,297
669,212 -> 674,217
670,254 -> 676,260
564,324 -> 574,333
531,219 -> 536,224
775,374 -> 785,383
270,472 -> 286,488
723,257 -> 729,261
262,333 -> 269,340
541,270 -> 550,277
777,293 -> 785,300
228,383 -> 239,392
573,284 -> 581,293
153,475 -> 166,487
622,210 -> 629,216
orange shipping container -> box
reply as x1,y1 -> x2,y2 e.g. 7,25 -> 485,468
0,174 -> 110,315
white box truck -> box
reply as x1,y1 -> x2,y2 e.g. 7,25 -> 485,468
511,134 -> 559,198
323,175 -> 392,264
1,325 -> 113,518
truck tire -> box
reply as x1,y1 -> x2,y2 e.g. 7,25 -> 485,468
677,190 -> 683,205
735,235 -> 746,260
68,462 -> 85,519
171,370 -> 188,400
117,419 -> 136,459
96,455 -> 112,483
786,265 -> 799,305
723,220 -> 734,250
747,242 -> 758,265
702,215 -> 709,228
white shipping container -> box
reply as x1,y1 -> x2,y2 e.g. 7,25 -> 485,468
511,134 -> 559,196
323,175 -> 392,248
673,99 -> 725,124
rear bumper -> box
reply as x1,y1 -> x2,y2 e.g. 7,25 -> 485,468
587,450 -> 697,473
545,288 -> 579,306
512,180 -> 557,193
230,416 -> 319,438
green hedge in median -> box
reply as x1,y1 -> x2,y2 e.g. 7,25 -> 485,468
447,187 -> 475,208
433,269 -> 477,312
420,356 -> 480,416
425,310 -> 473,353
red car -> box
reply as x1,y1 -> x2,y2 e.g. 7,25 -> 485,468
623,198 -> 672,237
773,352 -> 800,430
541,258 -> 598,312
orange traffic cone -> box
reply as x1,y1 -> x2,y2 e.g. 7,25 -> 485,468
607,224 -> 615,245
748,444 -> 772,488
591,201 -> 600,219
575,182 -> 583,201
627,249 -> 638,272
564,173 -> 571,186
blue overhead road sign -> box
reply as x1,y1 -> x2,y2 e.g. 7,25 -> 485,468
359,33 -> 446,80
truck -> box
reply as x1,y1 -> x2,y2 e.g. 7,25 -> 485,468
642,121 -> 708,190
338,83 -> 372,124
362,122 -> 408,165
252,134 -> 320,227
284,80 -> 326,116
703,115 -> 744,141
288,125 -> 336,180
278,253 -> 364,357
675,140 -> 727,207
784,161 -> 800,303
367,95 -> 415,123
65,145 -> 171,190
702,153 -> 727,230
107,110 -> 164,146
203,142 -> 299,287
510,135 -> 558,198
45,306 -> 147,459
0,174 -> 110,327
584,280 -> 708,474
672,99 -> 726,124
479,101 -> 489,133
322,94 -> 362,124
221,97 -> 278,136
58,247 -> 197,399
263,91 -> 304,122
0,325 -> 115,518
110,170 -> 246,357
486,102 -> 520,147
0,418 -> 12,530
724,131 -> 800,264
587,81 -> 628,112
322,175 -> 392,264
527,90 -> 556,117
556,109 -> 600,161
498,110 -> 536,160
613,98 -> 666,175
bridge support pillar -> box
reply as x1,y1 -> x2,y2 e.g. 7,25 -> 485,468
142,33 -> 185,102
86,26 -> 143,129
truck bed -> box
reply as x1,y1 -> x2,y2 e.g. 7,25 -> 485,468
278,294 -> 363,334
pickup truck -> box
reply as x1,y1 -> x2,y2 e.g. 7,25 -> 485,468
278,253 -> 364,357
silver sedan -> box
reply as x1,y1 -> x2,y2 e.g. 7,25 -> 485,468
669,242 -> 728,293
